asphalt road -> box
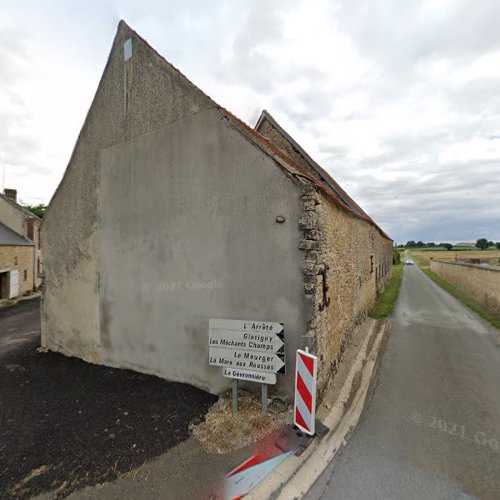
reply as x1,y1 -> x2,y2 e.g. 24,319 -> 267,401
306,263 -> 500,500
0,297 -> 41,357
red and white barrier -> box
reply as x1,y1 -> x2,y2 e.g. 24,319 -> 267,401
294,349 -> 318,436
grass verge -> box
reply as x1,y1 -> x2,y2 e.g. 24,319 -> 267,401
421,268 -> 500,330
411,252 -> 430,267
369,264 -> 403,319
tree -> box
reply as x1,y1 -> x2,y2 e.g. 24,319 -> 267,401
441,243 -> 453,251
495,242 -> 500,250
406,241 -> 416,248
427,242 -> 436,247
393,249 -> 401,265
24,204 -> 47,218
476,238 -> 489,250
416,241 -> 425,248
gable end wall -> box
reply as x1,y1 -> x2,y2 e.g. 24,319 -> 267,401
41,22 -> 214,362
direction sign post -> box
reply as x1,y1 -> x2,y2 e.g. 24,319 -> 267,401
209,319 -> 286,416
262,383 -> 268,415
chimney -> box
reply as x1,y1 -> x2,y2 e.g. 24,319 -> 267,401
4,189 -> 17,203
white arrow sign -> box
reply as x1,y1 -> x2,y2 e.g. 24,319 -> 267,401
222,368 -> 276,385
209,329 -> 284,353
209,347 -> 285,373
209,319 -> 283,334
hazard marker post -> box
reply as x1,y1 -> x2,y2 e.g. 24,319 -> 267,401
293,347 -> 318,436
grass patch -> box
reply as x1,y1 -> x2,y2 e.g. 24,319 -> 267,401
369,264 -> 403,319
421,268 -> 500,330
411,252 -> 430,267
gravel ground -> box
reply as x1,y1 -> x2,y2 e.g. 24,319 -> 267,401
0,298 -> 217,499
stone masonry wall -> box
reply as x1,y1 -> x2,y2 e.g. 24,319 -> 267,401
0,245 -> 35,296
431,260 -> 500,317
298,181 -> 393,396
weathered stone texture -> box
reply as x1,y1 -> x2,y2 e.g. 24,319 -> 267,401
298,183 -> 392,395
257,120 -> 323,182
431,260 -> 500,316
0,245 -> 35,295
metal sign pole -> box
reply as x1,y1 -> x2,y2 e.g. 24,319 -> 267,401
208,319 -> 286,418
232,379 -> 238,415
262,383 -> 267,415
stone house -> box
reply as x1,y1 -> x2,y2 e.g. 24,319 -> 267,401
0,189 -> 42,298
42,22 -> 392,397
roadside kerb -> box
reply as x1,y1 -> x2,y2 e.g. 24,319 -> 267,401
246,320 -> 389,499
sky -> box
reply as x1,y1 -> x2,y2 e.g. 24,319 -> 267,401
1,0 -> 499,244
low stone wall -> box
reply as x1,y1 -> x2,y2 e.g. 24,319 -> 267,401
431,259 -> 500,316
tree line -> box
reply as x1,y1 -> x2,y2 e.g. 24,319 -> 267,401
398,239 -> 500,250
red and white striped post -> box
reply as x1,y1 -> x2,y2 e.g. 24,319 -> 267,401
294,348 -> 318,436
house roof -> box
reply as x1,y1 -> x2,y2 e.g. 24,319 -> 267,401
111,22 -> 391,242
0,221 -> 34,246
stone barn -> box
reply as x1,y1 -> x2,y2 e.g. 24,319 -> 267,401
42,21 -> 392,397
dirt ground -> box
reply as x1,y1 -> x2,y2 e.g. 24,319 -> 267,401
0,298 -> 217,499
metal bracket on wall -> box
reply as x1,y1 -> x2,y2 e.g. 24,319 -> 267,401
318,264 -> 330,311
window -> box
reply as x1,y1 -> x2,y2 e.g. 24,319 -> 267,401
14,256 -> 18,265
24,270 -> 27,281
37,258 -> 41,276
370,255 -> 374,273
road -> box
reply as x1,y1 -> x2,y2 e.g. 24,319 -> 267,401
0,296 -> 41,357
306,263 -> 500,499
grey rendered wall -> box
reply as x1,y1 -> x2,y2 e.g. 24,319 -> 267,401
41,22 -> 214,362
99,107 -> 306,395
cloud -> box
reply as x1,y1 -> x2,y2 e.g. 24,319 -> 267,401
1,0 -> 499,242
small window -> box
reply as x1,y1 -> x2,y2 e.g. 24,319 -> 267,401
24,270 -> 28,281
370,255 -> 374,273
14,256 -> 18,265
37,258 -> 41,276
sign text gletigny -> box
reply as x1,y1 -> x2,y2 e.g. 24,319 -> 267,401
208,319 -> 285,385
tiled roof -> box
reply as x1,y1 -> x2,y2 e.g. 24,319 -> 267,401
0,221 -> 34,246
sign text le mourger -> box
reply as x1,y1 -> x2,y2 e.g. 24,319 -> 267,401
209,319 -> 285,385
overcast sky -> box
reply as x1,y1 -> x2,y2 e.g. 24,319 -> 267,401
1,0 -> 499,243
